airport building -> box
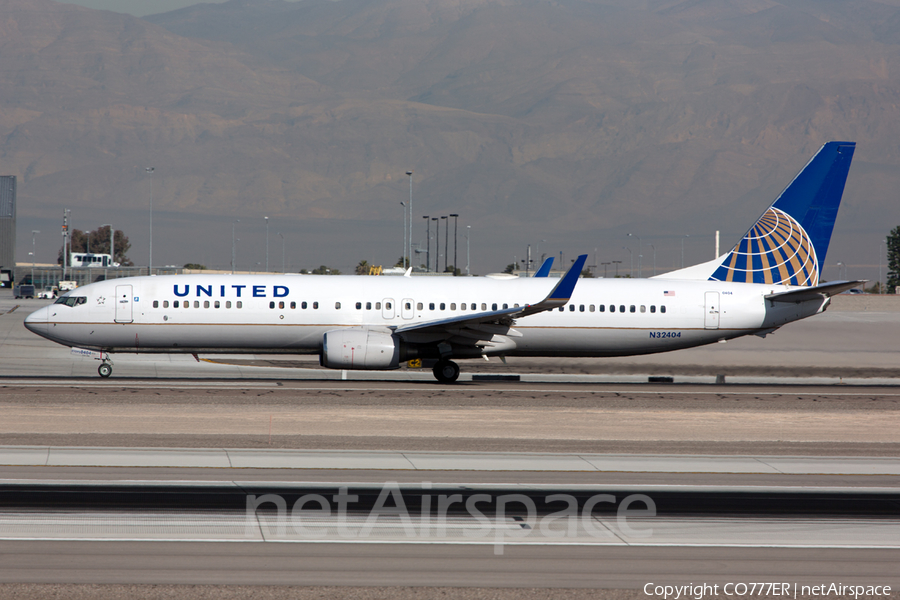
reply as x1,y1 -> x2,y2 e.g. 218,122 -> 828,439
0,176 -> 15,287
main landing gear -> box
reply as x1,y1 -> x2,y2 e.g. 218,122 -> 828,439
432,360 -> 460,383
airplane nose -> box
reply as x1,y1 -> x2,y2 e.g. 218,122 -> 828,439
24,305 -> 49,334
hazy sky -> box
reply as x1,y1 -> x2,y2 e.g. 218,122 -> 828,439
58,0 -> 298,17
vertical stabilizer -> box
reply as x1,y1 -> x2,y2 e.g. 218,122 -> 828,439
659,142 -> 855,285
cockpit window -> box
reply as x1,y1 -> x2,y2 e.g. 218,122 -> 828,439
54,296 -> 87,307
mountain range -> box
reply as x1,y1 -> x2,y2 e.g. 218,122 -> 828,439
2,0 -> 899,275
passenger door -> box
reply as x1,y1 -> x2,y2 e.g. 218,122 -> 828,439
115,284 -> 133,323
704,291 -> 720,330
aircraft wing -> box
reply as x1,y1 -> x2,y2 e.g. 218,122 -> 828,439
765,280 -> 866,303
392,254 -> 587,336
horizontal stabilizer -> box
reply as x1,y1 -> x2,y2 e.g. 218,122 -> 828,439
765,280 -> 866,303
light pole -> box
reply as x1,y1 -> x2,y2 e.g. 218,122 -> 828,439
681,234 -> 689,268
432,218 -> 439,272
146,167 -> 154,275
836,261 -> 844,280
601,262 -> 610,278
232,219 -> 240,274
450,213 -> 459,275
61,209 -> 70,281
278,232 -> 285,274
31,230 -> 40,285
101,224 -> 114,266
400,201 -> 407,268
406,171 -> 413,270
466,225 -> 471,276
627,233 -> 642,277
612,260 -> 622,277
423,216 -> 431,271
265,216 -> 269,273
441,216 -> 448,273
623,247 -> 633,277
650,243 -> 656,276
879,239 -> 886,294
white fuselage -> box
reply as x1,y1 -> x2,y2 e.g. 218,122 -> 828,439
24,273 -> 827,359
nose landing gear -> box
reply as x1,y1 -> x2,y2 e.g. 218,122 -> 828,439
432,359 -> 460,383
97,352 -> 113,378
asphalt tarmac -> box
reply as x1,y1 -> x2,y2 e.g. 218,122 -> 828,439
2,292 -> 899,595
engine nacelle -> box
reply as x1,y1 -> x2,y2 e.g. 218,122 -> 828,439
321,329 -> 401,370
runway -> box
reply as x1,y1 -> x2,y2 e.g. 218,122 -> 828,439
2,293 -> 900,594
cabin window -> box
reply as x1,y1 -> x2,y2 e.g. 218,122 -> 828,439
514,303 -> 520,308
598,304 -> 605,312
471,303 -> 477,310
227,301 -> 232,309
313,302 -> 319,309
367,302 -> 372,310
278,301 -> 284,309
301,301 -> 307,309
481,303 -> 487,310
579,305 -> 585,312
163,301 -> 169,308
204,301 -> 210,309
503,303 -> 509,309
620,305 -> 625,313
194,301 -> 200,308
385,302 -> 392,310
589,305 -> 595,312
174,301 -> 179,308
429,303 -> 435,310
335,302 -> 341,309
153,300 -> 159,308
661,305 -> 666,313
569,305 -> 575,312
417,302 -> 423,310
438,303 -> 444,310
460,302 -> 466,311
558,306 -> 564,312
290,302 -> 296,309
609,305 -> 615,313
640,305 -> 646,313
269,301 -> 275,309
450,303 -> 456,310
405,302 -> 412,310
215,301 -> 221,309
356,302 -> 362,310
629,305 -> 635,313
236,301 -> 243,309
650,305 -> 656,313
375,302 -> 381,310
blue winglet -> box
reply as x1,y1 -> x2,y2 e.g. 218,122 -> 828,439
533,257 -> 554,277
547,254 -> 587,302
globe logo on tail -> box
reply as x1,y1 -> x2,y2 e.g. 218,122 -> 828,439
710,207 -> 818,286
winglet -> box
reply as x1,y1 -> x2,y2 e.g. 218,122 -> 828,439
547,254 -> 587,302
533,257 -> 554,277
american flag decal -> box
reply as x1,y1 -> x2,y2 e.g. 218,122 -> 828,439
663,290 -> 675,296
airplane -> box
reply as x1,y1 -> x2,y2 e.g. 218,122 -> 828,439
24,141 -> 861,383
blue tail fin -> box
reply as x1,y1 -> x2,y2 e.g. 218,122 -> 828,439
533,257 -> 554,277
709,141 -> 855,286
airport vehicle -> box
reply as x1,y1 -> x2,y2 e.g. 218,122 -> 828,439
70,253 -> 114,268
24,142 -> 861,382
14,284 -> 35,299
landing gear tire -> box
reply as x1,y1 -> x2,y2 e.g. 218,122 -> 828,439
98,363 -> 112,378
432,360 -> 460,383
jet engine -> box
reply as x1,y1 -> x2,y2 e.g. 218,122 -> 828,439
321,329 -> 401,370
